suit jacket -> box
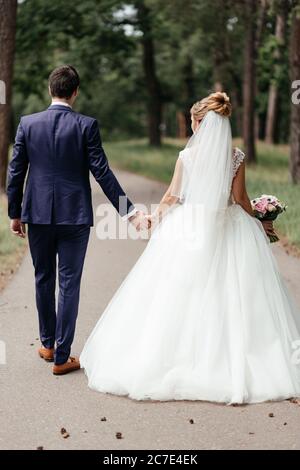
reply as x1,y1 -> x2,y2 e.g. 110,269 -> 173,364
7,104 -> 134,225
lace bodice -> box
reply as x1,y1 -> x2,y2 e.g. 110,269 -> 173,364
232,147 -> 245,178
228,147 -> 246,207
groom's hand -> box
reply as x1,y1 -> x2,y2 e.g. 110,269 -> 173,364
129,211 -> 151,231
10,218 -> 26,238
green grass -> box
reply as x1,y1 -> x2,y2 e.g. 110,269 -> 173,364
0,195 -> 27,290
105,138 -> 300,249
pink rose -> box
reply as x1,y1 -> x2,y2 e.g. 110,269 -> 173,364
254,198 -> 269,214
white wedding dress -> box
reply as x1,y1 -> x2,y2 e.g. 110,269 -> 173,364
80,111 -> 300,404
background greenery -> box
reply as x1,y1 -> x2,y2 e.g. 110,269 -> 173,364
12,0 -> 294,141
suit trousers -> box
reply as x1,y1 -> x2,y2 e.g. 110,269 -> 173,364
27,224 -> 90,364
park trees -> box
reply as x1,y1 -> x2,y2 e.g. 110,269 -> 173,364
289,3 -> 300,184
0,0 -> 17,192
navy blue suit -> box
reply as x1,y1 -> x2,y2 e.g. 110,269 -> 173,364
7,104 -> 135,364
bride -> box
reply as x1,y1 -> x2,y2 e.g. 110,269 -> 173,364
80,92 -> 300,404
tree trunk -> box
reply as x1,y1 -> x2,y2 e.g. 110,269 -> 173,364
177,111 -> 187,139
242,0 -> 257,163
136,1 -> 162,146
212,0 -> 231,94
212,47 -> 224,93
265,9 -> 286,144
289,8 -> 300,184
254,0 -> 267,140
182,55 -> 194,137
265,83 -> 278,144
0,0 -> 17,192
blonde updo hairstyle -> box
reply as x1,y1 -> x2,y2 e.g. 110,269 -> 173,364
191,91 -> 232,123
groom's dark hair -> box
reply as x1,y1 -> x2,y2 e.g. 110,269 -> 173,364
49,65 -> 80,99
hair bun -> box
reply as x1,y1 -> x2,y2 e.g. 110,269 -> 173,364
209,91 -> 232,117
190,91 -> 232,122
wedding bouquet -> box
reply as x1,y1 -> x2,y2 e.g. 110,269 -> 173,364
251,194 -> 287,243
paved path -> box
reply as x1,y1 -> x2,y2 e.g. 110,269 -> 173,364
0,170 -> 300,450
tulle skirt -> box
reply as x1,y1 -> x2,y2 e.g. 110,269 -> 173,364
80,203 -> 300,404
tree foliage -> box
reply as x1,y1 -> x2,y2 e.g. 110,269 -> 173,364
10,0 -> 298,147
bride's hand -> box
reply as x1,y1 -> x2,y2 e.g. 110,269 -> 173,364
145,213 -> 158,229
261,220 -> 275,236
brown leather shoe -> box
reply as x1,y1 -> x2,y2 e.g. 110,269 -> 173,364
38,346 -> 54,362
53,356 -> 80,375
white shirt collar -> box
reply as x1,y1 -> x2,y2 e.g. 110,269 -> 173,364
50,101 -> 72,108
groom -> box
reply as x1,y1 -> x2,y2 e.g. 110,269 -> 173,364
7,65 -> 149,375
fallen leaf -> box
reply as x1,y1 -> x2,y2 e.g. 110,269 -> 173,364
60,427 -> 70,439
189,419 -> 194,424
284,422 -> 287,426
289,397 -> 300,405
268,413 -> 274,418
116,432 -> 123,439
249,432 -> 255,435
101,417 -> 107,421
36,446 -> 44,450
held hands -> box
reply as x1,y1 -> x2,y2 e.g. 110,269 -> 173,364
129,211 -> 151,231
144,212 -> 158,229
10,219 -> 26,238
